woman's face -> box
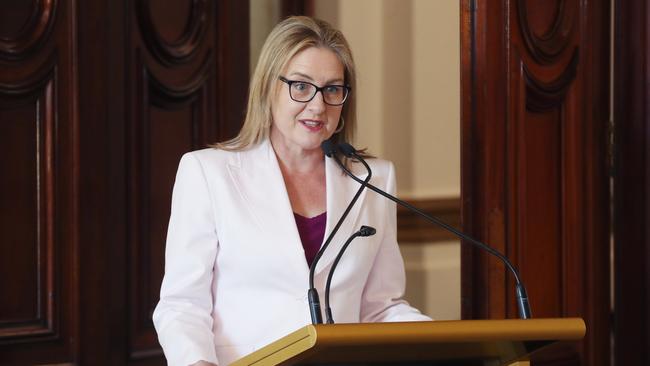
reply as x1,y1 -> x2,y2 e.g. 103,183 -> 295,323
270,46 -> 345,156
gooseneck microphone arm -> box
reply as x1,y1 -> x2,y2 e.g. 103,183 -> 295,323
332,143 -> 532,320
308,140 -> 372,324
324,225 -> 377,324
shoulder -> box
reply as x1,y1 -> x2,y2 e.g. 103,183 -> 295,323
177,142 -> 271,180
345,156 -> 396,191
184,147 -> 233,165
364,157 -> 394,173
352,157 -> 395,179
170,148 -> 235,185
179,145 -> 247,172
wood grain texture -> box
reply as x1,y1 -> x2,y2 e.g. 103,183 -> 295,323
126,0 -> 248,362
0,0 -> 249,365
0,0 -> 77,365
232,319 -> 585,366
0,0 -> 56,60
461,0 -> 610,365
614,0 -> 650,363
0,58 -> 56,340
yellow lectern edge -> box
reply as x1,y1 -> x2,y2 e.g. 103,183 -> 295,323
230,325 -> 317,366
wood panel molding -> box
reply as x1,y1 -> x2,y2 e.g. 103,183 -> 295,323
0,1 -> 76,361
517,0 -> 577,64
523,48 -> 578,112
397,197 -> 461,243
461,0 -> 610,365
0,52 -> 57,93
129,51 -> 211,337
0,0 -> 57,60
126,1 -> 236,360
0,61 -> 57,341
147,51 -> 213,102
127,57 -> 212,361
614,0 -> 650,364
0,0 -> 249,364
135,0 -> 209,65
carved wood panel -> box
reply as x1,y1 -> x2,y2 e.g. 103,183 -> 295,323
126,0 -> 248,363
0,0 -> 249,365
613,0 -> 650,364
0,0 -> 77,364
461,0 -> 610,365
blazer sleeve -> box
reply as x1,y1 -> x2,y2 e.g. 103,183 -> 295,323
359,161 -> 432,322
153,153 -> 220,366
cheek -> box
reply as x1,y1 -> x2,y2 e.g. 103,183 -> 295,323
328,109 -> 343,125
274,98 -> 305,121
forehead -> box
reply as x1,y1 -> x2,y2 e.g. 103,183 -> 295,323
283,47 -> 345,83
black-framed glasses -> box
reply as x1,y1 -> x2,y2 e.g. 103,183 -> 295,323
279,76 -> 351,106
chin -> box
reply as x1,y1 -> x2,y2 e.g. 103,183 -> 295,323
295,135 -> 327,152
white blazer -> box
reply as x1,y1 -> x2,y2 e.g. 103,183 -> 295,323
153,139 -> 430,366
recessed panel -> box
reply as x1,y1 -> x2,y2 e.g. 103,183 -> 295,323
0,100 -> 40,325
0,0 -> 37,40
129,87 -> 200,358
518,108 -> 563,318
149,0 -> 193,44
146,103 -> 195,320
522,0 -> 562,38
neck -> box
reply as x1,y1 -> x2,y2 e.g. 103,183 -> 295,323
274,146 -> 324,175
270,141 -> 324,175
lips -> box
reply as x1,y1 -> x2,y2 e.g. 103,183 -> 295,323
299,119 -> 324,132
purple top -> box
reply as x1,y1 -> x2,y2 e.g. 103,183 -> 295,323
293,212 -> 327,267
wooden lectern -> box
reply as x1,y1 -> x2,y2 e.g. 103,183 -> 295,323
230,318 -> 585,366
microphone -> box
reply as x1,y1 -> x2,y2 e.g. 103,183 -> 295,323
307,140 -> 372,324
331,142 -> 532,320
324,225 -> 377,324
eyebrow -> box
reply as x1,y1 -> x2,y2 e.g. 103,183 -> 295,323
287,72 -> 344,85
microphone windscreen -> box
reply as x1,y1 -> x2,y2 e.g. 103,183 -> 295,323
338,142 -> 356,157
359,225 -> 376,237
321,139 -> 337,157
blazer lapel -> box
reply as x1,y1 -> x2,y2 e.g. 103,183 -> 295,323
227,139 -> 307,271
315,156 -> 369,275
227,140 -> 370,277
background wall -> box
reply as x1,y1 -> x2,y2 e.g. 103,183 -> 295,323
314,0 -> 461,320
251,0 -> 461,319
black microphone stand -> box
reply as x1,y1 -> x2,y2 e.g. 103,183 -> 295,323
333,143 -> 532,320
324,225 -> 376,324
307,141 -> 372,324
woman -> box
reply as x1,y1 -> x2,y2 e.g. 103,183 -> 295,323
153,16 -> 430,366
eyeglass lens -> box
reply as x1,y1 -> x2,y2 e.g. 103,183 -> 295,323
290,82 -> 347,105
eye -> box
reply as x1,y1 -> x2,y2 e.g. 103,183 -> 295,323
292,82 -> 310,92
324,85 -> 342,94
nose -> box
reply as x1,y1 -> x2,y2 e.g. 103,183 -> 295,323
306,90 -> 327,113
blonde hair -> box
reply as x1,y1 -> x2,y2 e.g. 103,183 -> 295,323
214,16 -> 357,150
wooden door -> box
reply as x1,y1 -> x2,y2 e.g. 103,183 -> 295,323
123,2 -> 248,363
613,0 -> 650,364
460,0 -> 611,365
0,1 -> 77,364
0,1 -> 248,365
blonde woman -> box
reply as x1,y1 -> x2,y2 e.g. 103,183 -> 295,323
153,16 -> 430,366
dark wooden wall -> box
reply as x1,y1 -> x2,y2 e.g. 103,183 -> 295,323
613,0 -> 650,364
0,1 -> 77,364
0,1 -> 248,365
460,0 -> 611,365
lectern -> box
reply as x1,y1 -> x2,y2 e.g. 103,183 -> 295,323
230,318 -> 585,366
